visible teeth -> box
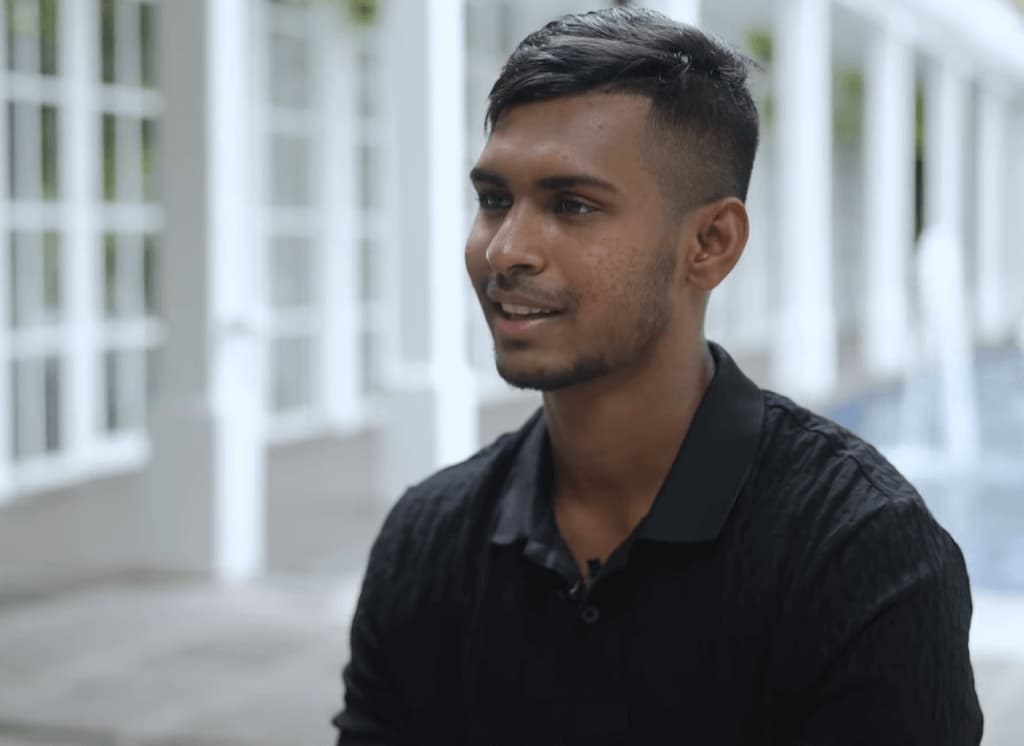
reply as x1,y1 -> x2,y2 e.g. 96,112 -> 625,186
501,303 -> 550,316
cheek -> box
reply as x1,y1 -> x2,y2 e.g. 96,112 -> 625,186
464,225 -> 490,281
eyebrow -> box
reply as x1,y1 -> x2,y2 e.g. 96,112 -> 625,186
469,167 -> 619,194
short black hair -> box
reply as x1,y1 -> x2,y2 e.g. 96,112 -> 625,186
486,7 -> 760,209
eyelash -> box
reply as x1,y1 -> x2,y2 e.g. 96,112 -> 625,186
475,192 -> 597,216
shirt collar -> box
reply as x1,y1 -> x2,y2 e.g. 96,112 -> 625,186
490,341 -> 765,547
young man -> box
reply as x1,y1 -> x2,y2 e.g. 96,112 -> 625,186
335,8 -> 982,744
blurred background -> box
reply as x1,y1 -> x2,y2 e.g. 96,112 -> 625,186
0,0 -> 1021,743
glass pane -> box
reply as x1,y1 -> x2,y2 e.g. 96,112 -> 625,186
118,347 -> 145,429
359,237 -> 374,302
359,329 -> 377,395
269,32 -> 310,109
7,0 -> 39,73
44,354 -> 60,450
145,345 -> 159,404
139,0 -> 155,87
102,113 -> 116,200
41,229 -> 60,316
8,101 -> 44,200
271,334 -> 312,412
141,117 -> 156,201
100,0 -> 115,83
270,236 -> 311,308
359,143 -> 376,210
11,355 -> 60,459
142,234 -> 157,315
11,358 -> 36,458
9,231 -> 60,327
41,103 -> 58,199
7,235 -> 16,328
103,233 -> 117,316
270,134 -> 311,207
39,0 -> 56,75
101,348 -> 145,431
103,348 -> 117,430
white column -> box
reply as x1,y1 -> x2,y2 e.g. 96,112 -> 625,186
772,0 -> 837,398
861,18 -> 914,377
0,6 -> 10,503
644,0 -> 700,25
923,59 -> 968,248
377,0 -> 477,501
147,0 -> 266,581
919,60 -> 978,463
317,8 -> 361,428
63,0 -> 100,474
975,85 -> 1011,343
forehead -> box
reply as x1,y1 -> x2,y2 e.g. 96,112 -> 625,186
474,93 -> 657,184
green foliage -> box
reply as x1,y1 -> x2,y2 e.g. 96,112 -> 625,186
832,66 -> 863,148
347,0 -> 378,25
744,28 -> 773,66
742,26 -> 872,149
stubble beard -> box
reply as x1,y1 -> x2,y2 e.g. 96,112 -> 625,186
492,242 -> 677,392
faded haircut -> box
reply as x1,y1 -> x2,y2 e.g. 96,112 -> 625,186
486,7 -> 760,210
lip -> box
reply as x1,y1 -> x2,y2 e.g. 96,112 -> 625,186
485,290 -> 564,314
491,302 -> 564,338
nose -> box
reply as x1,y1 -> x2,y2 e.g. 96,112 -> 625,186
484,204 -> 546,276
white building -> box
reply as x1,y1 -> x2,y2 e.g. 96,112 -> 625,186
0,0 -> 1022,586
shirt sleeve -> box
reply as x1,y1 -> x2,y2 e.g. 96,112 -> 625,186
784,499 -> 983,745
333,495 -> 420,745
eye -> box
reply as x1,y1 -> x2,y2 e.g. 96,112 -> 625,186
556,198 -> 597,216
477,191 -> 511,211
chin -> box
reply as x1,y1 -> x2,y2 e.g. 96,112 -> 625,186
494,354 -> 607,392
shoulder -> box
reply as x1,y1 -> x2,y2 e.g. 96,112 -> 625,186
367,409 -> 541,580
754,391 -> 963,585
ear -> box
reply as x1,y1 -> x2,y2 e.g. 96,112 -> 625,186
684,197 -> 749,292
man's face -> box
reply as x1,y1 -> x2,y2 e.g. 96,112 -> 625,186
465,93 -> 684,391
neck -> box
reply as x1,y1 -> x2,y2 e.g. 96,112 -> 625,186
543,331 -> 715,527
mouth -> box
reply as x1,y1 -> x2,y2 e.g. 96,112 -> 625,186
490,301 -> 565,338
494,302 -> 562,321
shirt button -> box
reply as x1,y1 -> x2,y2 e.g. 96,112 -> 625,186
580,605 -> 600,624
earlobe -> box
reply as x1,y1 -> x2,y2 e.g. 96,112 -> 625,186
687,198 -> 748,292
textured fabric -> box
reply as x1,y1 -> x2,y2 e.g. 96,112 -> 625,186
334,343 -> 983,745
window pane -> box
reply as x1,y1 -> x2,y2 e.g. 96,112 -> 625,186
102,113 -> 116,200
7,0 -> 39,73
270,236 -> 311,308
142,234 -> 157,315
102,348 -> 144,431
139,0 -> 155,87
100,0 -> 115,83
359,329 -> 378,395
359,237 -> 374,302
41,230 -> 60,316
11,355 -> 61,459
270,135 -> 311,207
102,348 -> 117,430
8,101 -> 44,200
41,103 -> 58,199
39,0 -> 56,75
359,143 -> 377,210
271,334 -> 312,412
141,117 -> 156,201
8,231 -> 60,328
145,345 -> 160,404
103,233 -> 117,316
7,236 -> 16,328
269,32 -> 310,109
44,354 -> 61,450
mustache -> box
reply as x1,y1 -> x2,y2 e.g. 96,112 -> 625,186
483,273 -> 577,308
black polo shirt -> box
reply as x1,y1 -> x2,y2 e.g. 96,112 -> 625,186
335,343 -> 982,745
